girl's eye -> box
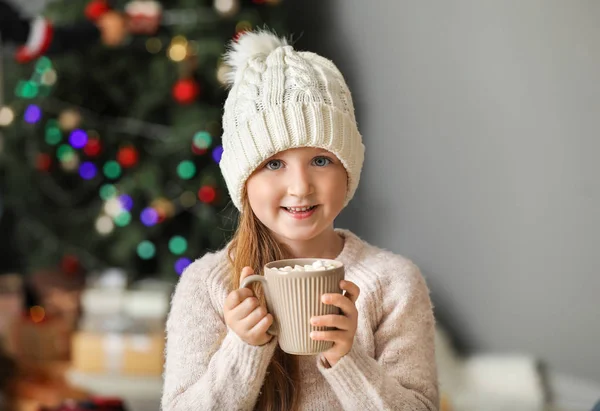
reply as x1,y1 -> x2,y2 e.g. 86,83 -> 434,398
266,160 -> 283,170
313,156 -> 332,167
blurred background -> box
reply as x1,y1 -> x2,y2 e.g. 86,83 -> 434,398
0,1 -> 599,411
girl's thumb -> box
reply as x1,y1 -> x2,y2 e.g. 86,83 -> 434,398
240,266 -> 254,283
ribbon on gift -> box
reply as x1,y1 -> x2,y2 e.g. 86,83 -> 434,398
102,333 -> 154,374
103,333 -> 124,374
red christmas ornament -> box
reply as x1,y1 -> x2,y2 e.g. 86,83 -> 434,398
117,146 -> 139,168
191,144 -> 207,156
90,396 -> 126,408
198,186 -> 216,204
155,207 -> 167,224
172,78 -> 201,105
85,0 -> 111,21
125,1 -> 163,35
15,19 -> 54,64
36,153 -> 52,171
61,254 -> 81,276
84,137 -> 102,157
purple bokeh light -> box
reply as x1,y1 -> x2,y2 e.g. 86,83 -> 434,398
140,207 -> 159,226
175,257 -> 192,275
79,162 -> 97,180
212,145 -> 223,164
69,129 -> 88,149
119,194 -> 134,211
24,105 -> 42,124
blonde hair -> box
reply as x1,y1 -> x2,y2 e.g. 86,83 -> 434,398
227,189 -> 300,411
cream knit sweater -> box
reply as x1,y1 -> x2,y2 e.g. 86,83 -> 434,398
161,229 -> 439,411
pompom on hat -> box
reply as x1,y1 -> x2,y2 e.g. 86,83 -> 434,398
219,29 -> 365,211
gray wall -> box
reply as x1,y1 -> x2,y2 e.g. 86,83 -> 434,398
289,1 -> 600,383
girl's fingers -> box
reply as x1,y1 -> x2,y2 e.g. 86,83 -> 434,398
249,313 -> 273,335
322,293 -> 357,317
310,314 -> 352,330
310,330 -> 346,342
340,280 -> 360,304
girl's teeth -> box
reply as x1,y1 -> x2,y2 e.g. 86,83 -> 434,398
286,206 -> 314,212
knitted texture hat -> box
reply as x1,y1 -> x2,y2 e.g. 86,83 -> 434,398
220,30 -> 364,211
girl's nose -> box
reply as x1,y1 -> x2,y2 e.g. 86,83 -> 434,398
287,167 -> 314,198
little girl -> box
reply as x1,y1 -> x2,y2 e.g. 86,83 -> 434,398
161,30 -> 439,411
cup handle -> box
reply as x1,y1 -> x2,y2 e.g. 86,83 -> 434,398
239,275 -> 279,336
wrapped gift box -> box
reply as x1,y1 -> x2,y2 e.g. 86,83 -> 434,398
10,361 -> 89,410
6,316 -> 72,363
0,346 -> 18,411
12,376 -> 88,410
71,331 -> 164,376
28,270 -> 85,331
79,277 -> 171,335
38,396 -> 128,411
65,371 -> 162,411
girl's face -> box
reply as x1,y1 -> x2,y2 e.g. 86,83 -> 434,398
246,147 -> 348,243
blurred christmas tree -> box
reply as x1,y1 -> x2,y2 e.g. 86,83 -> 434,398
0,0 -> 286,280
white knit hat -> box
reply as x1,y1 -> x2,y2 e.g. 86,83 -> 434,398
220,30 -> 365,211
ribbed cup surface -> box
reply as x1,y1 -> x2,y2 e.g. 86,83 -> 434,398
264,259 -> 344,355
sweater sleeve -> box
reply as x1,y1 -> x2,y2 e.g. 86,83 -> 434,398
161,254 -> 278,411
316,260 -> 439,411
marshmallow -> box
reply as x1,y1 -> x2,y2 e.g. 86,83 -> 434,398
276,260 -> 337,273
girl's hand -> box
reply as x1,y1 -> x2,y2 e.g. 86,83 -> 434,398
224,267 -> 275,347
310,280 -> 360,367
